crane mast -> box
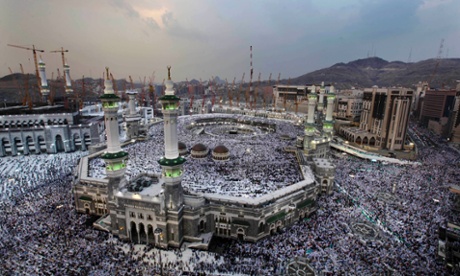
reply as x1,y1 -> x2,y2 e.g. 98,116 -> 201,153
273,73 -> 280,111
237,73 -> 245,108
9,66 -> 23,104
264,73 -> 272,110
8,44 -> 44,94
50,47 -> 69,84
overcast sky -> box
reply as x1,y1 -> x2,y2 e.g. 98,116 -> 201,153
1,0 -> 459,83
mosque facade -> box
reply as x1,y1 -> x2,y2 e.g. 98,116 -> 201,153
73,68 -> 335,248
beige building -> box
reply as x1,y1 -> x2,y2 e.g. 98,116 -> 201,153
339,86 -> 413,151
335,89 -> 363,123
419,88 -> 460,143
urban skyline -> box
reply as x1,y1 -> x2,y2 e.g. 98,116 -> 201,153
1,0 -> 459,82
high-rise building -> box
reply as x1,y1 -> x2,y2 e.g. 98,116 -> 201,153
419,88 -> 460,141
335,89 -> 363,123
340,86 -> 413,151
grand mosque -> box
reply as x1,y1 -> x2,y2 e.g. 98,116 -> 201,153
72,67 -> 336,249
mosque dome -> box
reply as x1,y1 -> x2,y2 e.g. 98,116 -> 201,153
212,145 -> 230,161
191,143 -> 208,158
178,142 -> 188,156
213,145 -> 229,154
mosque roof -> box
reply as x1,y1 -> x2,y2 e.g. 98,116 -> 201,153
178,141 -> 187,150
192,143 -> 207,152
213,145 -> 229,154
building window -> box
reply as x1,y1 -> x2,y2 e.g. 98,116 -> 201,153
130,212 -> 135,218
138,213 -> 144,219
147,215 -> 153,221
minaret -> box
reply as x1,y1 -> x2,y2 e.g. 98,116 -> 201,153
157,66 -> 185,247
124,90 -> 141,139
304,91 -> 317,154
38,59 -> 50,102
100,67 -> 128,236
306,92 -> 317,125
318,81 -> 325,111
323,85 -> 336,138
64,63 -> 73,95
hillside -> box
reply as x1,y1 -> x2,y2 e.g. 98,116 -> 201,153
290,57 -> 460,89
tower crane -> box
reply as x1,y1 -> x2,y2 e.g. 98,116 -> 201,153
19,64 -> 32,109
273,73 -> 280,111
186,78 -> 194,113
80,76 -> 86,110
229,77 -> 235,108
253,72 -> 261,110
8,66 -> 23,104
210,78 -> 216,110
110,73 -> 118,96
264,73 -> 272,110
148,71 -> 156,108
221,79 -> 227,109
428,38 -> 445,88
48,71 -> 56,106
149,84 -> 156,114
8,44 -> 44,92
201,79 -> 206,112
50,47 -> 69,84
139,76 -> 147,106
237,73 -> 245,108
283,78 -> 291,111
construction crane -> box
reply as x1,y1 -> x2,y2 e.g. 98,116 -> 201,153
79,76 -> 86,110
252,72 -> 261,110
428,38 -> 445,88
139,76 -> 147,106
201,79 -> 206,112
263,73 -> 272,110
50,47 -> 69,84
229,77 -> 235,108
19,64 -> 32,109
185,78 -> 193,113
210,78 -> 216,110
8,66 -> 23,105
110,73 -> 118,96
149,84 -> 156,114
283,77 -> 291,111
273,73 -> 280,111
237,73 -> 245,108
161,79 -> 165,95
220,79 -> 227,109
48,71 -> 56,106
8,44 -> 44,92
148,71 -> 156,108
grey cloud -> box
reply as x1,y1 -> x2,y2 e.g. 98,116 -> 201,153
109,0 -> 140,18
144,17 -> 160,30
161,11 -> 207,41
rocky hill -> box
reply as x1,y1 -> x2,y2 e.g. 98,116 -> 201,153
289,57 -> 460,89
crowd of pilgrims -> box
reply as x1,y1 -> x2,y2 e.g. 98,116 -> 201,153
0,113 -> 459,274
90,114 -> 305,198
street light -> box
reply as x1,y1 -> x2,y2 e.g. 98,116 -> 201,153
154,228 -> 163,276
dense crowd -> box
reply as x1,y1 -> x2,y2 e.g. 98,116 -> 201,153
90,114 -> 305,197
1,113 -> 459,274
